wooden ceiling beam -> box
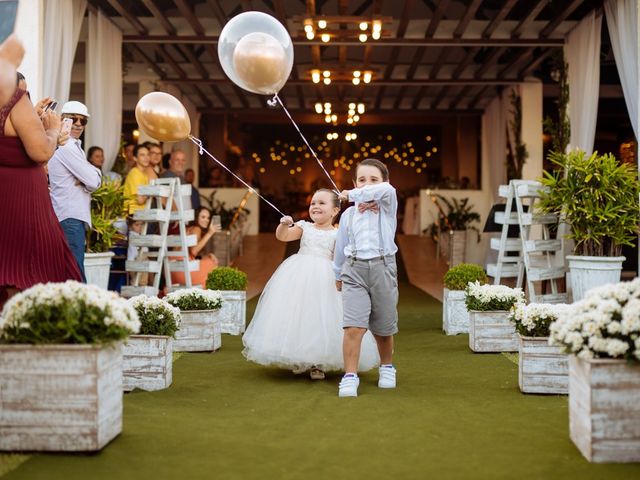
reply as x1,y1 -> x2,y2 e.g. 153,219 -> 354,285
123,35 -> 564,47
474,47 -> 507,79
141,0 -> 175,36
498,47 -> 535,79
376,0 -> 414,110
173,0 -> 205,35
519,48 -> 556,78
511,0 -> 547,38
107,0 -> 148,34
127,44 -> 165,79
411,86 -> 426,110
453,0 -> 482,38
482,0 -> 518,38
449,85 -> 471,109
452,47 -> 480,78
205,0 -> 227,27
539,0 -> 583,38
426,0 -> 448,38
431,86 -> 450,109
468,86 -> 490,109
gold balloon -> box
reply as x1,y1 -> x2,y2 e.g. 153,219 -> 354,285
135,92 -> 191,142
232,32 -> 289,95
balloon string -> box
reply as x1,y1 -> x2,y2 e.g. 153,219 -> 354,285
188,135 -> 288,218
270,93 -> 340,194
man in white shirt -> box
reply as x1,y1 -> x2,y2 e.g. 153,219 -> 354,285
48,101 -> 102,281
333,158 -> 399,398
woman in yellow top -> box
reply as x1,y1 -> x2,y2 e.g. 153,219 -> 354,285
123,145 -> 150,214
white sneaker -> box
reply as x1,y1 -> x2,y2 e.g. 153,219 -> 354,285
378,366 -> 396,388
338,375 -> 359,397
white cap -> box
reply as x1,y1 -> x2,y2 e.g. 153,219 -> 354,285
61,101 -> 90,118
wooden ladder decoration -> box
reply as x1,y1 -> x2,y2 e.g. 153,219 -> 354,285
489,180 -> 567,303
121,178 -> 198,298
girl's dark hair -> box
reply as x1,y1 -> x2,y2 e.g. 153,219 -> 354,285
353,158 -> 389,181
16,72 -> 25,86
189,206 -> 212,234
87,146 -> 103,160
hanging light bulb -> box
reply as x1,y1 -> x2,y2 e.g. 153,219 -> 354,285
323,77 -> 331,85
315,102 -> 323,114
306,30 -> 315,40
318,19 -> 327,29
349,102 -> 356,110
351,133 -> 357,140
372,20 -> 382,32
324,102 -> 331,112
321,33 -> 330,43
359,22 -> 368,31
359,33 -> 368,43
325,115 -> 331,123
352,77 -> 361,85
353,71 -> 361,78
357,103 -> 365,114
371,30 -> 381,40
363,71 -> 372,84
331,114 -> 337,122
311,70 -> 321,83
304,23 -> 313,33
323,70 -> 330,78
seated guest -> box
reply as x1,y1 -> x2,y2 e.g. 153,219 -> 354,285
88,145 -> 121,183
170,207 -> 220,288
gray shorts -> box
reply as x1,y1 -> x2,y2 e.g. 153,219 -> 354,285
340,255 -> 399,336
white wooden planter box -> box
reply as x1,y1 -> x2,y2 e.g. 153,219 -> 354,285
518,335 -> 568,394
468,310 -> 518,352
442,289 -> 469,335
219,290 -> 247,335
174,310 -> 221,352
569,356 -> 640,463
123,335 -> 173,391
0,343 -> 122,452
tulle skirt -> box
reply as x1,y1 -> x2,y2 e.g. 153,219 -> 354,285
242,253 -> 379,372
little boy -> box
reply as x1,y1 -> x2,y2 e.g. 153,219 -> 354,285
334,158 -> 399,398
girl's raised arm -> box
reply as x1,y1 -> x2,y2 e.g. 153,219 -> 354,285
275,216 -> 303,242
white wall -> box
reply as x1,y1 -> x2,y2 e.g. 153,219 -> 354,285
15,0 -> 44,101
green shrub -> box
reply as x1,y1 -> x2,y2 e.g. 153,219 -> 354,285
206,267 -> 248,291
0,281 -> 139,344
443,263 -> 487,290
128,295 -> 181,337
164,288 -> 223,311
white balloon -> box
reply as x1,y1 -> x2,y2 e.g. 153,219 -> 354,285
218,11 -> 294,95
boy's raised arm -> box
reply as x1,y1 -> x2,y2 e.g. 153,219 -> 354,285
348,182 -> 395,203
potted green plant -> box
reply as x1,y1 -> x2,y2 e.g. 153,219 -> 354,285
465,282 -> 524,353
85,178 -> 128,290
206,266 -> 248,335
428,195 -> 481,266
124,295 -> 182,391
509,302 -> 569,394
549,279 -> 640,462
165,288 -> 224,351
442,263 -> 487,335
0,281 -> 140,451
538,150 -> 640,301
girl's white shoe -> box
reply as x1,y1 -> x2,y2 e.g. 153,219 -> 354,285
378,366 -> 396,388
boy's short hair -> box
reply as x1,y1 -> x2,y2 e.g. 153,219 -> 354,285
133,144 -> 148,158
354,158 -> 389,182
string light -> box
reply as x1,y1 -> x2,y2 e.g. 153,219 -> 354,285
311,70 -> 321,83
359,22 -> 368,31
321,33 -> 330,43
359,33 -> 368,42
318,19 -> 327,29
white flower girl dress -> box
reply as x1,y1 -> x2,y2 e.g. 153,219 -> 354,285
242,220 -> 379,372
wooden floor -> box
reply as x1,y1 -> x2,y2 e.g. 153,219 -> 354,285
233,233 -> 445,302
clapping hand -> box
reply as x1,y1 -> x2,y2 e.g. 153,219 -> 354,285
280,216 -> 294,227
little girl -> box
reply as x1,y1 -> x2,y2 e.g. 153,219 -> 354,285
242,189 -> 379,379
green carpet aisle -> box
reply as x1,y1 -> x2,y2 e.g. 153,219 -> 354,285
2,263 -> 640,478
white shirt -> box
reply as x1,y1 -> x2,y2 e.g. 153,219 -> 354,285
333,182 -> 398,279
48,138 -> 102,226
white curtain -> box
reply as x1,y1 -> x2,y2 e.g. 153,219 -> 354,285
42,0 -> 87,104
564,11 -> 602,154
482,96 -> 507,201
604,0 -> 639,140
86,9 -> 123,173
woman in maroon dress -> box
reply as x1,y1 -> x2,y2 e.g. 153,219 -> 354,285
0,76 -> 82,306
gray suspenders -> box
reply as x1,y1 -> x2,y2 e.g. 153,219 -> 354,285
347,204 -> 387,265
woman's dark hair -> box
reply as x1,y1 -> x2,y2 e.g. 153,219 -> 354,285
353,158 -> 389,181
133,144 -> 148,158
87,146 -> 103,161
16,71 -> 25,86
162,152 -> 171,169
189,206 -> 212,234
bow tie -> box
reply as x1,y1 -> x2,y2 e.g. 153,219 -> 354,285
358,201 -> 379,214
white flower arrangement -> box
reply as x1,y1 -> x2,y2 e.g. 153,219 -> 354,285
464,281 -> 525,312
509,303 -> 569,337
127,295 -> 182,337
0,281 -> 140,344
549,279 -> 640,362
164,287 -> 223,311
